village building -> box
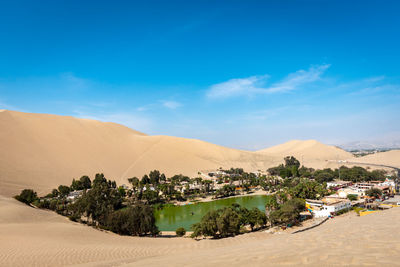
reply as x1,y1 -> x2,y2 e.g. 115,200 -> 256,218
306,198 -> 352,218
326,180 -> 352,190
66,190 -> 83,201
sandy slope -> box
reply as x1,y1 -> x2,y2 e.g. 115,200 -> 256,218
350,150 -> 400,168
1,110 -> 385,198
1,195 -> 400,267
0,110 -> 278,197
258,139 -> 354,169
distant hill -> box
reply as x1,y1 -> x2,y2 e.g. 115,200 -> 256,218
338,140 -> 400,151
258,139 -> 354,168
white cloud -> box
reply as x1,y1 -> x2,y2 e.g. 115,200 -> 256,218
161,100 -> 182,109
266,64 -> 330,93
206,64 -> 330,98
207,75 -> 270,98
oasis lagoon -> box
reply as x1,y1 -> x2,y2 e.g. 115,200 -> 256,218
155,194 -> 269,231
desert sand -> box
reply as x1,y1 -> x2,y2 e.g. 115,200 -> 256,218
1,109 -> 398,197
1,110 -> 400,266
351,150 -> 400,169
0,110 -> 359,197
0,110 -> 276,196
258,139 -> 354,169
1,195 -> 400,267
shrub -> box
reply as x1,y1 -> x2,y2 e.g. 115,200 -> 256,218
14,189 -> 38,205
106,205 -> 159,236
270,198 -> 305,226
58,185 -> 71,197
176,227 -> 186,237
347,194 -> 358,201
191,204 -> 268,239
216,208 -> 240,237
366,188 -> 382,198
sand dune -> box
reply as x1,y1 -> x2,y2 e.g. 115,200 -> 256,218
258,139 -> 354,169
3,110 -> 397,198
350,150 -> 400,169
0,110 -> 277,196
1,110 -> 400,266
1,195 -> 400,266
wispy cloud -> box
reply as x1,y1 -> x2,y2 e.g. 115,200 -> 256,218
206,64 -> 330,98
266,64 -> 330,93
206,75 -> 270,98
161,100 -> 182,109
344,76 -> 400,96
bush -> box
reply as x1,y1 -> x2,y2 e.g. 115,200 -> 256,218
347,194 -> 358,201
14,189 -> 38,205
58,185 -> 71,197
334,207 -> 351,216
270,198 -> 305,226
105,205 -> 159,236
191,204 -> 268,239
176,227 -> 186,237
366,188 -> 382,198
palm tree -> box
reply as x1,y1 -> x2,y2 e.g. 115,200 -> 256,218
128,177 -> 140,194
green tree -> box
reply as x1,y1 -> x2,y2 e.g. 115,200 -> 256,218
216,208 -> 240,237
265,195 -> 279,216
71,179 -> 83,191
347,194 -> 358,201
176,227 -> 186,237
58,185 -> 71,197
199,210 -> 219,238
106,205 -> 158,236
128,177 -> 140,193
366,188 -> 382,198
15,189 -> 38,205
284,156 -> 300,168
247,208 -> 267,231
71,174 -> 122,225
149,170 -> 161,185
141,174 -> 150,185
79,175 -> 92,189
270,198 -> 305,226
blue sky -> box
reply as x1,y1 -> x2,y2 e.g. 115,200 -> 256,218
0,0 -> 399,149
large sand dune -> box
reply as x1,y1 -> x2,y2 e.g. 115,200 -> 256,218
0,110 -> 278,196
4,110 -> 395,198
258,139 -> 354,169
1,195 -> 400,266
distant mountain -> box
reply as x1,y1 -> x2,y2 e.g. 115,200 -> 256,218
338,140 -> 400,151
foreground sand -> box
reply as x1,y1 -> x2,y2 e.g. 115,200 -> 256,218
1,195 -> 400,267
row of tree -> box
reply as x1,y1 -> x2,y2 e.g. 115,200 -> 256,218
267,156 -> 387,183
15,173 -> 159,236
191,204 -> 267,239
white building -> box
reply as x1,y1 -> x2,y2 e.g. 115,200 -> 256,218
326,180 -> 352,189
306,199 -> 351,218
67,190 -> 83,201
322,200 -> 352,214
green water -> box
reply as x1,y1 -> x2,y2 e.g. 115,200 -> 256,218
155,195 -> 269,231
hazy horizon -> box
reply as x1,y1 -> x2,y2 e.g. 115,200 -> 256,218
1,1 -> 399,150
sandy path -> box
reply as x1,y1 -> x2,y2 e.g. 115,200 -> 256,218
2,195 -> 400,266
